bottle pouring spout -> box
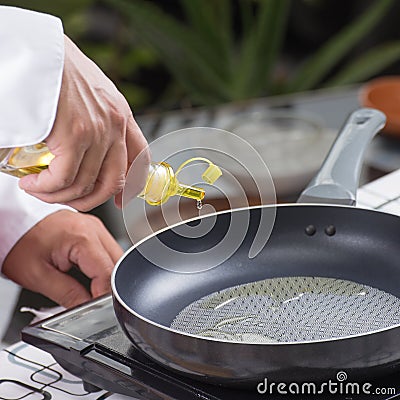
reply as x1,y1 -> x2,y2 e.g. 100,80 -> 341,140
140,157 -> 221,206
176,183 -> 205,201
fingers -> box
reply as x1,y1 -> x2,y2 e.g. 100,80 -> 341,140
19,89 -> 147,212
3,210 -> 122,308
18,34 -> 135,211
97,219 -> 125,263
18,96 -> 89,194
31,265 -> 92,308
126,114 -> 149,167
63,141 -> 127,211
19,114 -> 133,211
4,258 -> 91,309
114,189 -> 123,208
21,144 -> 111,210
67,218 -> 121,297
19,142 -> 86,194
115,115 -> 150,208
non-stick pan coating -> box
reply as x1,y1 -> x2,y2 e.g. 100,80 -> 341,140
115,205 -> 400,322
113,204 -> 400,385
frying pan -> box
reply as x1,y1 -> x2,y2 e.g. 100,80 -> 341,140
112,108 -> 400,387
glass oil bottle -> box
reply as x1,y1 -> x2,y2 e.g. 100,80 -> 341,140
0,142 -> 222,205
0,142 -> 54,178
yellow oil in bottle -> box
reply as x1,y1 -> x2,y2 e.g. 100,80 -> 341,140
0,143 -> 54,178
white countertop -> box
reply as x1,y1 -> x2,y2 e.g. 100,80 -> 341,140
0,342 -> 133,399
1,168 -> 400,399
358,169 -> 400,214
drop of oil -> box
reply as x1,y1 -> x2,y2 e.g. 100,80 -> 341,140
196,200 -> 203,210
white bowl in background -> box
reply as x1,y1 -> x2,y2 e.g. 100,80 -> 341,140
223,111 -> 337,197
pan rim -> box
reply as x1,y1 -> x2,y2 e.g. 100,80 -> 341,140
112,202 -> 400,346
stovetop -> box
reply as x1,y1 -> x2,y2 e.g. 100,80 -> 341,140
20,295 -> 400,400
14,169 -> 400,399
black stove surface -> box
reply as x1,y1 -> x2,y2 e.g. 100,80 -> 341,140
22,295 -> 400,400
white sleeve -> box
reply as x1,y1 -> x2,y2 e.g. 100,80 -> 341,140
0,173 -> 73,270
0,6 -> 64,148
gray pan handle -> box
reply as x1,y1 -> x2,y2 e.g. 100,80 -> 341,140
297,108 -> 386,206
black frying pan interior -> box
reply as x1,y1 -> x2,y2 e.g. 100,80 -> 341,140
114,204 -> 400,328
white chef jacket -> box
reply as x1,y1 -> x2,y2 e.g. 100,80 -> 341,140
0,6 -> 70,268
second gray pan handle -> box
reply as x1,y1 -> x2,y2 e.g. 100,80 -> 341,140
297,108 -> 386,206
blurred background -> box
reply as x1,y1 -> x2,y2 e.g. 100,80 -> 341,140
3,0 -> 400,345
2,0 -> 400,111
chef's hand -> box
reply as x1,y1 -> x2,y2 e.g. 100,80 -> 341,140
2,210 -> 123,308
18,35 -> 149,212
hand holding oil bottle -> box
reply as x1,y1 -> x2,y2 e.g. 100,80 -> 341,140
1,36 -> 221,211
14,35 -> 148,212
1,142 -> 222,207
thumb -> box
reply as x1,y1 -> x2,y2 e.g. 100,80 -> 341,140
117,115 -> 150,208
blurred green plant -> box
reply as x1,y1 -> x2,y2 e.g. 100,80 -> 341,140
103,0 -> 400,106
3,0 -> 400,108
105,0 -> 290,105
